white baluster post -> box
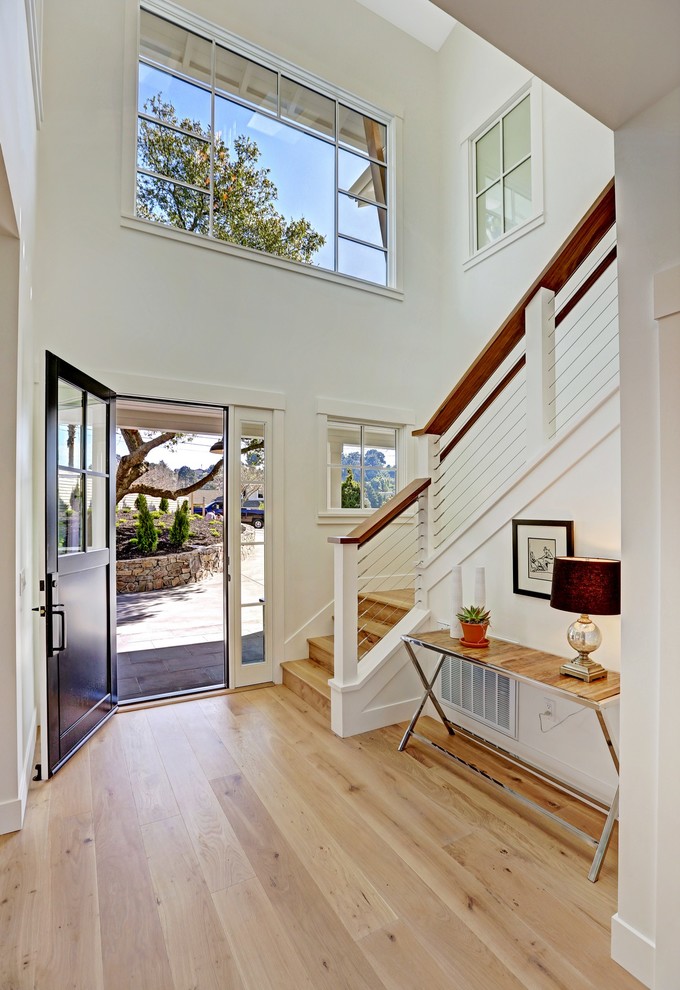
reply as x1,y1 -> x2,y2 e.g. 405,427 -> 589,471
525,286 -> 556,457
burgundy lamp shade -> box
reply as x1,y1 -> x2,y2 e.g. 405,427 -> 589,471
549,557 -> 621,615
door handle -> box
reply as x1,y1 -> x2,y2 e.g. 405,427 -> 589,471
51,605 -> 67,652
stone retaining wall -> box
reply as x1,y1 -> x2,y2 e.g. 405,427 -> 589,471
117,543 -> 223,594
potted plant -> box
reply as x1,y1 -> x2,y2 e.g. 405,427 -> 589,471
456,605 -> 491,647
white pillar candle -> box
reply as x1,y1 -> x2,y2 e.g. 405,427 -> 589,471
450,565 -> 463,638
474,566 -> 486,608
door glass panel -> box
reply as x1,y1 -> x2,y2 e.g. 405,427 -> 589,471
86,394 -> 108,474
58,471 -> 83,554
58,381 -> 83,469
86,475 -> 107,550
503,95 -> 530,171
240,423 -> 265,666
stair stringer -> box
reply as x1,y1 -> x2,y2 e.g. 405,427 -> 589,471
329,606 -> 430,737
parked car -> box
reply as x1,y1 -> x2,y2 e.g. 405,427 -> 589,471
203,497 -> 265,529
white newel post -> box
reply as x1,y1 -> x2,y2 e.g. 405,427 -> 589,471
524,286 -> 555,458
332,541 -> 359,688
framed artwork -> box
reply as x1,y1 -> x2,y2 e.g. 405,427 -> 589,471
512,519 -> 574,599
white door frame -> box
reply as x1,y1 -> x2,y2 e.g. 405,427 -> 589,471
229,406 -> 284,688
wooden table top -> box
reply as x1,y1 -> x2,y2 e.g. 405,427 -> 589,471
403,630 -> 620,707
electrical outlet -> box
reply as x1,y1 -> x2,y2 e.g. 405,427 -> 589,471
438,619 -> 450,630
543,697 -> 556,723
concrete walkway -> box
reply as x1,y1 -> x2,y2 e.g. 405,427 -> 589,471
117,543 -> 265,701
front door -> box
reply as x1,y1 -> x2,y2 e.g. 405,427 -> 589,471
45,353 -> 117,776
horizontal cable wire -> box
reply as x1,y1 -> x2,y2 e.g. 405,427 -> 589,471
548,291 -> 618,376
434,433 -> 527,543
433,395 -> 526,520
548,275 -> 617,362
434,376 -> 526,494
554,227 -> 617,316
435,451 -> 527,547
550,356 -> 619,429
548,314 -> 619,404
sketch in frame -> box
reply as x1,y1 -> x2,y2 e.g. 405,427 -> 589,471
512,519 -> 574,599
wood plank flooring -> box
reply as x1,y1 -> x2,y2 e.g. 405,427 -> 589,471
0,685 -> 642,990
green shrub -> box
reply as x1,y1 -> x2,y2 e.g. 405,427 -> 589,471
159,497 -> 169,513
341,467 -> 361,508
169,500 -> 191,550
134,494 -> 158,555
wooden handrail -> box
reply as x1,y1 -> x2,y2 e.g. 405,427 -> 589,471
555,245 -> 617,328
414,179 -> 616,438
438,355 -> 526,463
327,478 -> 431,547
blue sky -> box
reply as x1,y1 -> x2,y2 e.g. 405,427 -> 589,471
138,63 -> 386,282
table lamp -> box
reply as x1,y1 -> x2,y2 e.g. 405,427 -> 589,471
549,556 -> 621,682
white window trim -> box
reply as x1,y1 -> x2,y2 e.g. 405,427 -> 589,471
121,0 -> 401,293
464,79 -> 544,269
316,399 -> 414,524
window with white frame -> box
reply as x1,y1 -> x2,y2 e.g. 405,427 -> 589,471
472,91 -> 533,253
326,420 -> 398,511
136,5 -> 392,286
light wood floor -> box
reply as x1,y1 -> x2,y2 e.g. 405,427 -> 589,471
0,685 -> 643,990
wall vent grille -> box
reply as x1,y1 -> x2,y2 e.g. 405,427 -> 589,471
440,656 -> 517,738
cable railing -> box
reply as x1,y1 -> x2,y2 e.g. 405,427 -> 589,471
328,479 -> 430,685
328,180 -> 618,701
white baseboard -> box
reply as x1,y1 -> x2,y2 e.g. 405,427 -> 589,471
611,914 -> 654,988
0,707 -> 38,836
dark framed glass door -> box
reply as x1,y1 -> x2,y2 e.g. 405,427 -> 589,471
45,353 -> 117,776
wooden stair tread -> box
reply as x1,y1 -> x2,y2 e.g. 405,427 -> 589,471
359,618 -> 394,640
358,589 -> 415,610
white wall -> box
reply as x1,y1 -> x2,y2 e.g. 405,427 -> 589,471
0,0 -> 39,832
613,86 -> 680,990
33,0 -> 443,661
436,25 -> 615,375
426,425 -> 621,801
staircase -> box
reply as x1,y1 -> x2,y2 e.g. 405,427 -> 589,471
281,589 -> 414,716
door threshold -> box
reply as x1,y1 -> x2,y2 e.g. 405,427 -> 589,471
117,681 -> 275,712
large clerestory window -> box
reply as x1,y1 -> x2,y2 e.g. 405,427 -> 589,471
136,5 -> 392,286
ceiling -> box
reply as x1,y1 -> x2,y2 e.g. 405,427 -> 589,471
359,0 -> 680,129
354,0 -> 455,51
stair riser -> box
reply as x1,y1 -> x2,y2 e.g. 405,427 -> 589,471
282,667 -> 331,716
309,641 -> 334,671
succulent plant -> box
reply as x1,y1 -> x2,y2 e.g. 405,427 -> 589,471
456,604 -> 491,626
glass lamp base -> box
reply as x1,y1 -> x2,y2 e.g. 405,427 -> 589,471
560,614 -> 608,681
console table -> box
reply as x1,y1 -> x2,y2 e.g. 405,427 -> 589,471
400,630 -> 620,882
